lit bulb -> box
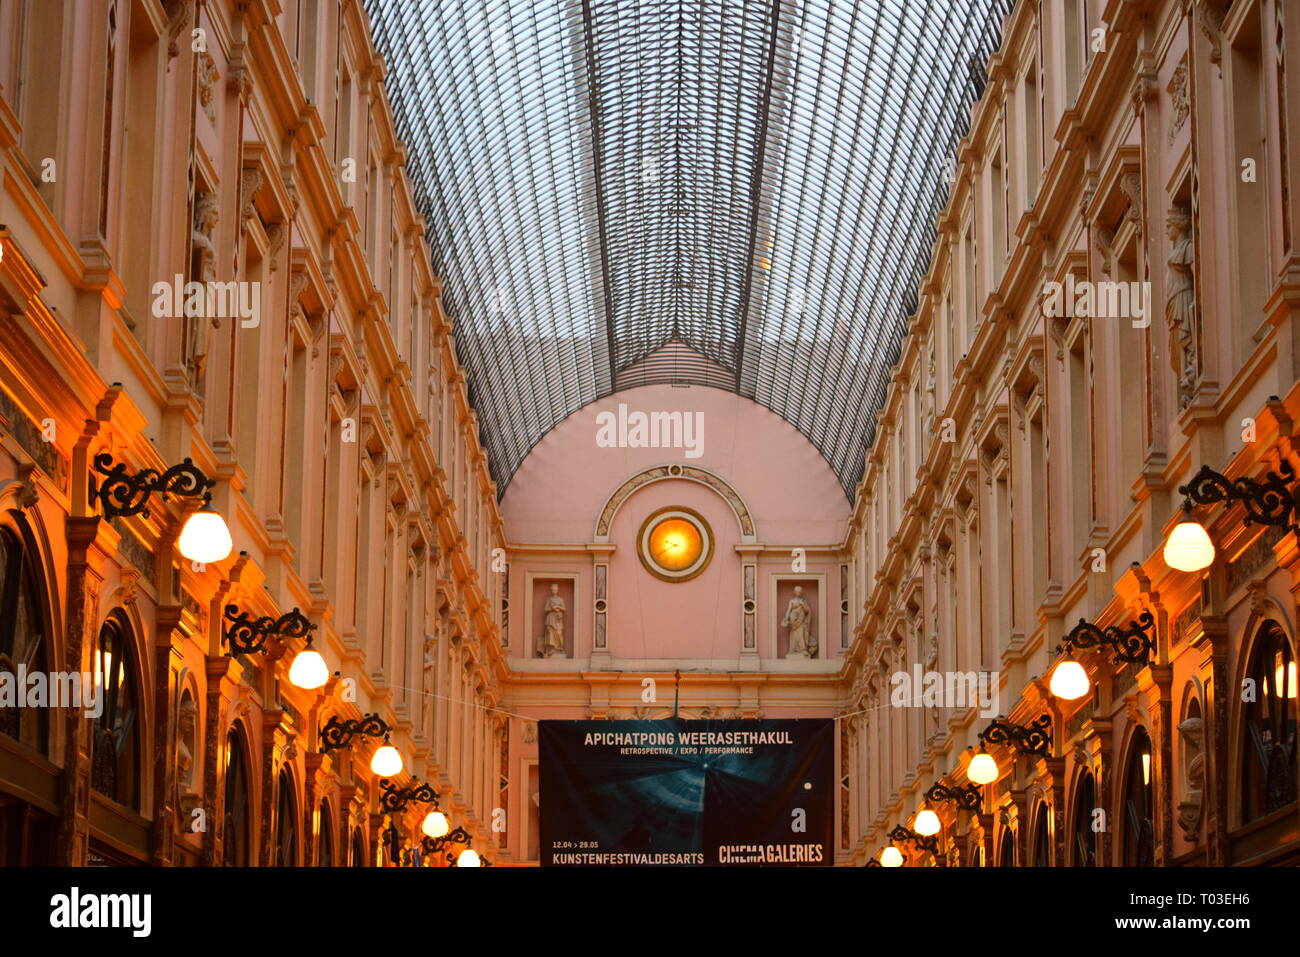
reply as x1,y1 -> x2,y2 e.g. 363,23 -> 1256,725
1276,660 -> 1298,699
913,808 -> 941,836
457,848 -> 481,867
967,751 -> 998,785
288,646 -> 329,689
370,740 -> 403,777
1163,520 -> 1214,572
422,811 -> 450,838
1050,659 -> 1091,700
177,508 -> 233,563
1141,751 -> 1151,786
879,846 -> 904,867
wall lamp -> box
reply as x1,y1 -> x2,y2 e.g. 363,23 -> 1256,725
421,827 -> 482,867
320,713 -> 390,755
925,780 -> 982,813
875,846 -> 903,867
1050,611 -> 1156,700
91,453 -> 232,563
887,824 -> 939,856
1164,456 -> 1299,573
222,603 -> 328,689
978,714 -> 1052,759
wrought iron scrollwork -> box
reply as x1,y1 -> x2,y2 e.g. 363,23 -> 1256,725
91,452 -> 214,518
379,777 -> 440,815
222,604 -> 316,656
979,714 -> 1052,758
1062,610 -> 1156,666
1179,461 -> 1299,531
421,826 -> 473,864
319,712 -> 389,754
925,780 -> 982,813
887,824 -> 939,856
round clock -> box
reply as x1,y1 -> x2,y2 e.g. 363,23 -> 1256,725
637,506 -> 713,582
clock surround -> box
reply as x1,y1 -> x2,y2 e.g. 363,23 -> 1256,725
637,506 -> 714,582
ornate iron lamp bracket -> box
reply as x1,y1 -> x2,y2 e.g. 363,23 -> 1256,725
379,777 -> 440,815
1062,610 -> 1155,666
978,713 -> 1052,758
319,712 -> 390,754
223,604 -> 316,656
887,824 -> 939,856
91,452 -> 214,518
924,780 -> 982,813
1179,460 -> 1300,533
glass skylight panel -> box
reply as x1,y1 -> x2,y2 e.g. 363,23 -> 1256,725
367,0 -> 1011,496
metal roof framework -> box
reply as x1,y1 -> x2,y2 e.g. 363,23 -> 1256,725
366,0 -> 1014,498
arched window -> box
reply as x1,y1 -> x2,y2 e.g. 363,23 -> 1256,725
1122,727 -> 1154,866
1241,621 -> 1298,821
351,826 -> 365,867
1030,803 -> 1051,866
318,800 -> 334,867
90,611 -> 141,810
0,525 -> 49,752
997,826 -> 1016,866
275,768 -> 297,866
222,727 -> 251,866
1071,771 -> 1097,866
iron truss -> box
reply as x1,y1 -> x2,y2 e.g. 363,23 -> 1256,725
366,0 -> 1014,498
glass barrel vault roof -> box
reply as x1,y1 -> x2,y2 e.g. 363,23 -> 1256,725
365,0 -> 1014,499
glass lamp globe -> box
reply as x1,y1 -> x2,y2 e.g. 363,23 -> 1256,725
1163,520 -> 1214,572
1050,659 -> 1091,700
288,644 -> 329,689
913,808 -> 941,837
177,507 -> 233,564
879,846 -> 904,868
967,751 -> 998,785
457,848 -> 481,868
422,811 -> 450,838
370,739 -> 404,777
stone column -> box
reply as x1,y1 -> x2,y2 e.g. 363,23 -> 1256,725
200,654 -> 232,866
149,603 -> 184,865
259,708 -> 283,866
57,516 -> 103,866
1139,663 -> 1174,864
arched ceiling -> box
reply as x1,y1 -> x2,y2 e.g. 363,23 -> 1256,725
366,0 -> 1014,498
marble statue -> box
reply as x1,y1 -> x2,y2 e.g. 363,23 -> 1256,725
540,583 -> 567,658
783,586 -> 816,658
1165,204 -> 1197,409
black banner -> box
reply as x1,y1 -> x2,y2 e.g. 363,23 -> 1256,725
538,718 -> 834,866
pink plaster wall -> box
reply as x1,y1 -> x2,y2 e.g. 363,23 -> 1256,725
502,385 -> 851,660
501,384 -> 849,543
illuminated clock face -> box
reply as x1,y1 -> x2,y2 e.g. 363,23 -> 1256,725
638,507 -> 713,582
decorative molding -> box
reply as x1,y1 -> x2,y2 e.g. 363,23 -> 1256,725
595,464 -> 755,539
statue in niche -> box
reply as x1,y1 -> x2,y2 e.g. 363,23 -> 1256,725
783,586 -> 816,658
1177,714 -> 1206,841
176,695 -> 199,817
539,583 -> 567,658
1165,204 -> 1197,409
186,190 -> 220,391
